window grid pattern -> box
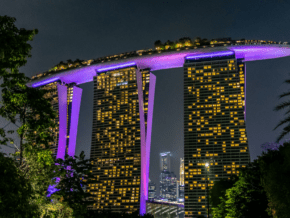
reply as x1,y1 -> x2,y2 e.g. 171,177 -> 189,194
42,82 -> 60,156
183,58 -> 250,217
89,67 -> 150,213
66,86 -> 73,150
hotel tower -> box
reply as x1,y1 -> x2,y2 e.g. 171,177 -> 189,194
88,66 -> 156,213
183,51 -> 250,217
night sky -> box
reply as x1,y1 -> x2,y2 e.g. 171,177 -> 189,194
1,0 -> 290,193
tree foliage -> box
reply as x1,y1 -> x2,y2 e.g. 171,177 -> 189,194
258,142 -> 290,218
209,175 -> 238,208
211,143 -> 290,218
51,152 -> 94,217
0,15 -> 38,71
0,152 -> 38,218
211,162 -> 271,218
274,79 -> 290,141
0,15 -> 66,217
0,15 -> 98,217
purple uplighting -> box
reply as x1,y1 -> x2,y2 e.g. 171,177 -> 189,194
47,177 -> 61,197
185,51 -> 234,60
136,69 -> 147,215
67,86 -> 82,157
145,73 -> 156,209
56,84 -> 67,160
97,62 -> 136,72
244,63 -> 247,120
27,45 -> 290,88
137,71 -> 157,215
32,77 -> 59,88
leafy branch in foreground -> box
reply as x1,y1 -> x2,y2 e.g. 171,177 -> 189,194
0,15 -> 70,217
50,151 -> 94,218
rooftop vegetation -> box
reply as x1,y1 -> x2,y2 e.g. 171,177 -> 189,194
31,37 -> 285,81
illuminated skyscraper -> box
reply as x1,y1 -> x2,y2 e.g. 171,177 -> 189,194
159,152 -> 177,201
159,170 -> 177,201
183,52 -> 250,217
148,179 -> 156,201
89,66 -> 156,213
160,152 -> 171,172
180,158 -> 184,186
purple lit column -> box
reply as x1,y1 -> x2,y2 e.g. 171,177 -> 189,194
244,63 -> 246,120
56,84 -> 67,160
136,69 -> 147,215
68,86 -> 83,157
145,73 -> 156,204
47,84 -> 67,197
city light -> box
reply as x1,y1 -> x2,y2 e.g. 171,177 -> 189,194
185,51 -> 234,60
97,62 -> 136,72
32,77 -> 60,88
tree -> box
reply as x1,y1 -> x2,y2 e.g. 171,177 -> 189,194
178,37 -> 193,47
209,175 -> 238,208
274,79 -> 290,142
0,15 -> 38,152
0,152 -> 38,217
0,15 -> 69,216
258,142 -> 290,218
51,151 -> 94,218
211,196 -> 227,218
0,15 -> 56,164
193,37 -> 202,45
154,40 -> 164,50
0,15 -> 38,72
164,40 -> 175,49
211,162 -> 271,218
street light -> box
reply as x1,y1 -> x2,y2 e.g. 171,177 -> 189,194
205,162 -> 210,218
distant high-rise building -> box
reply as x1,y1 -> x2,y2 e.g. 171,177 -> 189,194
180,158 -> 184,186
159,171 -> 177,201
148,179 -> 156,201
160,152 -> 171,172
178,184 -> 185,201
183,52 -> 250,217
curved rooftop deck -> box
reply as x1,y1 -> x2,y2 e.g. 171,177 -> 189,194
28,43 -> 290,88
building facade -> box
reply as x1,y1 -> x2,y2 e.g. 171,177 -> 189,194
88,66 -> 156,213
160,152 -> 171,172
159,170 -> 178,201
183,52 -> 250,217
148,179 -> 157,201
146,201 -> 184,218
180,158 -> 184,186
